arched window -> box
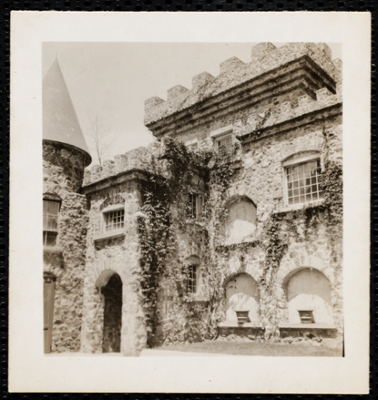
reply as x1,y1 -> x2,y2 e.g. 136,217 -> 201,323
284,268 -> 333,324
225,196 -> 257,245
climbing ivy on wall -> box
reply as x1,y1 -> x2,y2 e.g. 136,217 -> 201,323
136,130 -> 343,346
257,127 -> 343,341
136,137 -> 240,345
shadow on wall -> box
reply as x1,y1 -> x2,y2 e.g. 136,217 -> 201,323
225,273 -> 260,324
285,268 -> 333,324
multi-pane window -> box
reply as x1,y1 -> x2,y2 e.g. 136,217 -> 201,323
43,200 -> 60,247
285,159 -> 323,205
215,135 -> 232,152
188,194 -> 203,220
104,210 -> 124,232
187,265 -> 197,294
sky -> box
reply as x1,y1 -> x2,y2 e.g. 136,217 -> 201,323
42,42 -> 342,166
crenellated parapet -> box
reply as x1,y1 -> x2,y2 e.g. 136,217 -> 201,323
144,42 -> 341,129
83,142 -> 169,187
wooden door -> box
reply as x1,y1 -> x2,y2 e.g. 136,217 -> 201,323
43,272 -> 56,353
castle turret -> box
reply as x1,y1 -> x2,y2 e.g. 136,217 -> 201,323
43,59 -> 90,353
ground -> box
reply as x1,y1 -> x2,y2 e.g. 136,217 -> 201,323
157,339 -> 343,357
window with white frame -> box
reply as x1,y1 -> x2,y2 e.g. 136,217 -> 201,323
188,193 -> 204,220
284,156 -> 323,206
104,209 -> 125,232
187,265 -> 197,294
43,199 -> 60,247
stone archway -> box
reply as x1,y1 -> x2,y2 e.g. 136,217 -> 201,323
96,271 -> 123,353
224,273 -> 260,324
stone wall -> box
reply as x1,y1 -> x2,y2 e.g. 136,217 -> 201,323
43,140 -> 89,352
211,110 -> 342,335
43,140 -> 89,193
80,180 -> 147,356
141,43 -> 343,340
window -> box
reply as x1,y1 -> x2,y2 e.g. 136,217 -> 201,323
43,199 -> 60,247
187,265 -> 197,294
104,209 -> 124,232
215,134 -> 233,152
188,194 -> 204,220
284,158 -> 323,205
210,125 -> 234,153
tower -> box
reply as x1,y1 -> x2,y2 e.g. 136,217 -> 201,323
42,59 -> 91,353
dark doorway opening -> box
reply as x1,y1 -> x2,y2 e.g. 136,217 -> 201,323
102,273 -> 123,353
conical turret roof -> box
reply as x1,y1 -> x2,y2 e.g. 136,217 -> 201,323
43,58 -> 91,165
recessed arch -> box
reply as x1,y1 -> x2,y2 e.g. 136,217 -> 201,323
224,196 -> 257,245
284,267 -> 333,324
224,272 -> 260,325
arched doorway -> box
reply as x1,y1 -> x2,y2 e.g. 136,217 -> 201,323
285,268 -> 333,324
225,273 -> 260,324
100,272 -> 123,353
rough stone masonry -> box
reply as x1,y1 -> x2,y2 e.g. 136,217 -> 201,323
43,42 -> 343,356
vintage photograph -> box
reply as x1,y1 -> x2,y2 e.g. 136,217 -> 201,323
42,41 -> 344,357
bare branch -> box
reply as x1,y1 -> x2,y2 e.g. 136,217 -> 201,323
86,111 -> 116,166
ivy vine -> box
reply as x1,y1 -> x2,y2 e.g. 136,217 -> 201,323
136,130 -> 343,346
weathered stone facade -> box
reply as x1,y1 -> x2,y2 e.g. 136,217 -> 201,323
142,42 -> 343,344
45,42 -> 343,355
80,177 -> 147,355
43,141 -> 89,352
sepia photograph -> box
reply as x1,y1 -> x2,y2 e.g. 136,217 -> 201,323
42,41 -> 344,357
10,12 -> 370,393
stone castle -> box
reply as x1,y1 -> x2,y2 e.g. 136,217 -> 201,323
43,42 -> 343,356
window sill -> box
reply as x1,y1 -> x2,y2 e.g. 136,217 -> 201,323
218,240 -> 259,250
186,295 -> 209,303
278,323 -> 337,330
218,321 -> 264,328
43,246 -> 63,254
185,220 -> 206,228
274,199 -> 325,214
93,229 -> 125,242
